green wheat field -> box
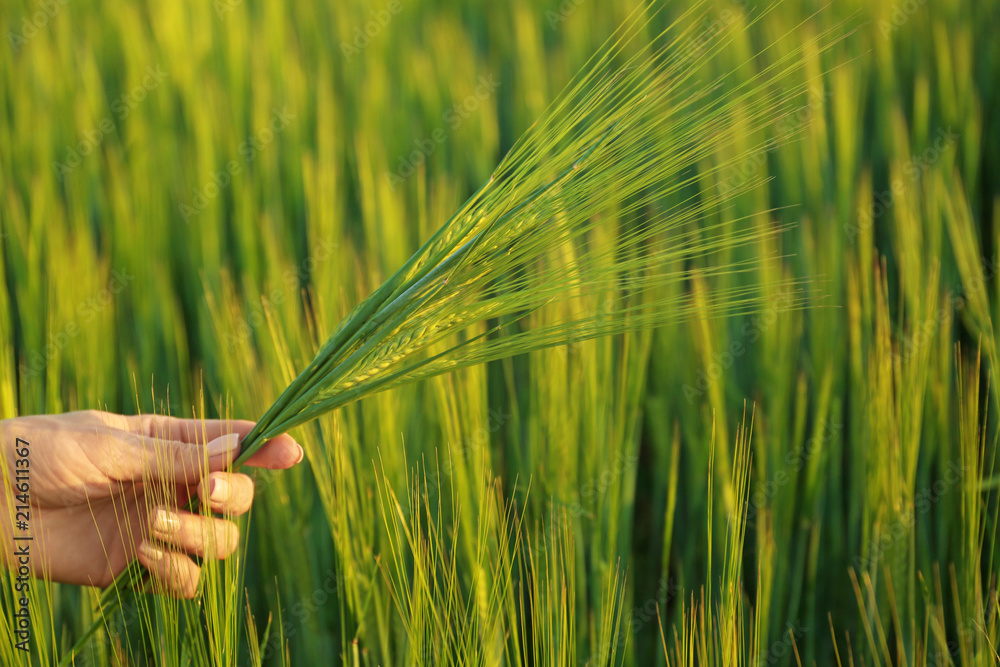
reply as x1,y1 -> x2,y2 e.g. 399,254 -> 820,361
2,0 -> 1000,664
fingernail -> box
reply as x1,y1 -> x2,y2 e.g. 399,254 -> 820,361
138,540 -> 166,562
209,476 -> 230,502
151,508 -> 182,537
207,433 -> 240,458
289,443 -> 304,466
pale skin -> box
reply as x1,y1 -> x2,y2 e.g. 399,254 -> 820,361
0,410 -> 303,598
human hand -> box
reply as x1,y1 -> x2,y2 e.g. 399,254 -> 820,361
0,410 -> 302,598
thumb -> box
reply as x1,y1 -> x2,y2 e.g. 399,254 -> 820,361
99,431 -> 241,485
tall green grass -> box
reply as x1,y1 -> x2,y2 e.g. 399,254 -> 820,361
1,0 -> 999,664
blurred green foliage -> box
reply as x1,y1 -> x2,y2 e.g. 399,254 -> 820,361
1,0 -> 999,664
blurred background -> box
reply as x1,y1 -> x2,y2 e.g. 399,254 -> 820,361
2,0 -> 1000,664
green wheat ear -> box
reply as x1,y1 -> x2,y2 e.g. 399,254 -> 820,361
64,2 -> 843,662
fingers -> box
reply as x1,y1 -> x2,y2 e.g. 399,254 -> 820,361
138,503 -> 244,598
120,414 -> 303,471
123,414 -> 256,445
197,472 -> 255,514
241,435 -> 303,470
95,431 -> 241,485
139,508 -> 237,597
136,541 -> 201,599
135,475 -> 253,599
148,506 -> 240,559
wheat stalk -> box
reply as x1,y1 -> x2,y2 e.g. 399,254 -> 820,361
61,2 -> 842,662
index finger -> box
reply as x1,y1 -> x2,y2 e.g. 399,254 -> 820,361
122,414 -> 301,469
